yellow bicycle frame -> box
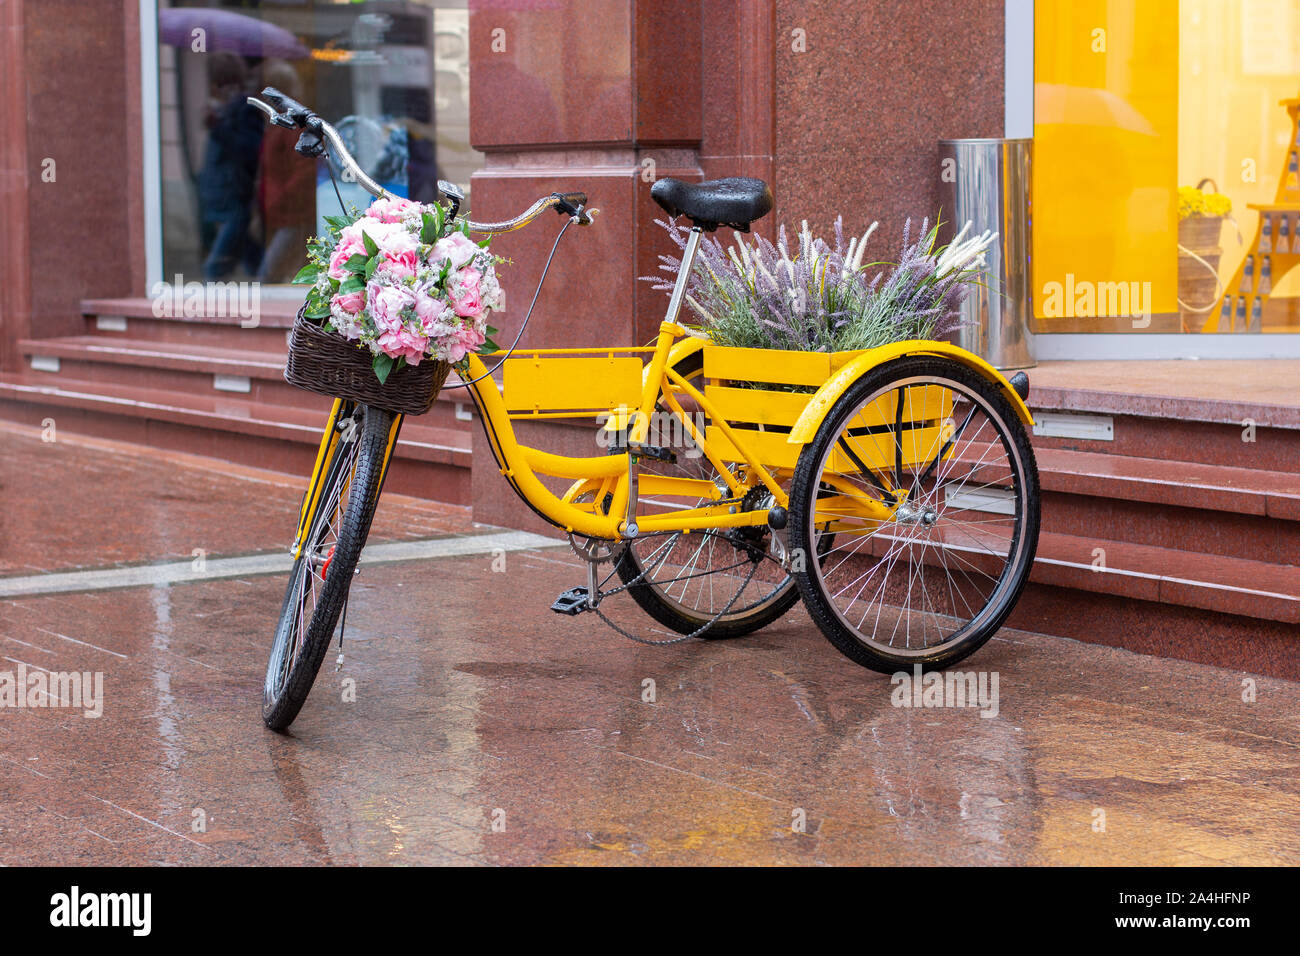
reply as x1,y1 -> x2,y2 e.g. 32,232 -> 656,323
295,321 -> 1033,547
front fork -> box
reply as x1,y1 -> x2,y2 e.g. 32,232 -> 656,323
291,399 -> 404,560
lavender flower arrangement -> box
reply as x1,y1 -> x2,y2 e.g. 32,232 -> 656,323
645,216 -> 995,355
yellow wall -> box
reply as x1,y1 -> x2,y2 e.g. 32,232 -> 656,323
1179,0 -> 1300,300
1034,0 -> 1181,327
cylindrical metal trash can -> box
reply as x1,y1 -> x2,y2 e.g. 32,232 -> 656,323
937,138 -> 1034,370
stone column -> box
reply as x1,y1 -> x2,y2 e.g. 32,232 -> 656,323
466,0 -> 704,530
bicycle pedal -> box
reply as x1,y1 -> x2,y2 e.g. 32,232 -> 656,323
551,586 -> 592,615
628,443 -> 677,464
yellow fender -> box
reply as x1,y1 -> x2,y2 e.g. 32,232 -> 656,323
787,340 -> 1033,446
662,333 -> 705,378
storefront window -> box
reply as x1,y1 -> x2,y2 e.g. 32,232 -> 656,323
1034,0 -> 1300,333
157,0 -> 481,285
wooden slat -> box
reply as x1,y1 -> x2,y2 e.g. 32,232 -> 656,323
503,356 -> 643,414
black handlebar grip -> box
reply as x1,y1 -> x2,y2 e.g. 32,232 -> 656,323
261,86 -> 313,127
551,192 -> 589,218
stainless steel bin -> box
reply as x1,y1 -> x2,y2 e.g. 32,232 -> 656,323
937,137 -> 1034,370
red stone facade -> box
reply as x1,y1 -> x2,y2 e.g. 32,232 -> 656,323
0,0 -> 147,370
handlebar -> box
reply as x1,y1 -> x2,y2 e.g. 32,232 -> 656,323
248,88 -> 596,234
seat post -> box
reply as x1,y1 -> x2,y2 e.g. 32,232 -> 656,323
663,227 -> 704,325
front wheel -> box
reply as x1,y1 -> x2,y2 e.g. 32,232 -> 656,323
789,357 -> 1040,673
263,403 -> 397,731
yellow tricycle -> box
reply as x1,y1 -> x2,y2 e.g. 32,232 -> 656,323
253,92 -> 1040,731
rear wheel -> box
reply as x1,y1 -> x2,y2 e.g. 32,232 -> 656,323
263,404 -> 396,730
789,357 -> 1039,673
613,349 -> 804,638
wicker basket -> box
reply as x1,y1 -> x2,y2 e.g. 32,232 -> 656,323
284,304 -> 452,415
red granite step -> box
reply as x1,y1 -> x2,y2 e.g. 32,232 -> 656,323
18,336 -> 477,434
0,374 -> 472,468
1040,491 -> 1296,566
1032,447 -> 1300,565
863,524 -> 1298,624
1031,531 -> 1299,624
1027,365 -> 1300,430
82,296 -> 302,327
21,335 -> 283,378
1028,413 -> 1300,473
1035,447 -> 1300,519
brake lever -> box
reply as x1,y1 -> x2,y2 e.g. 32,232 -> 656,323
295,129 -> 327,158
247,96 -> 298,131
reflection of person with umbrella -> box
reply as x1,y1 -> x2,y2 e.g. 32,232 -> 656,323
256,60 -> 315,283
196,52 -> 263,280
160,8 -> 308,280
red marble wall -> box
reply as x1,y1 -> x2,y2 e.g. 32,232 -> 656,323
773,0 -> 1006,248
468,0 -> 708,529
0,0 -> 144,371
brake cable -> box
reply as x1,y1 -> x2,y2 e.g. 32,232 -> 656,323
442,214 -> 576,391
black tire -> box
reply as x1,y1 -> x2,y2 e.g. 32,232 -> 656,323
615,533 -> 806,639
789,357 -> 1040,673
613,348 -> 806,639
263,404 -> 396,731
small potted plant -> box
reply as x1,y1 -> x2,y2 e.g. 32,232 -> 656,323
286,194 -> 504,414
1177,179 -> 1231,332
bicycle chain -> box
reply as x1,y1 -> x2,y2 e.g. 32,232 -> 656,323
590,533 -> 765,645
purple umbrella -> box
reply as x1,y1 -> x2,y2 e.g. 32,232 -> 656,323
159,8 -> 309,60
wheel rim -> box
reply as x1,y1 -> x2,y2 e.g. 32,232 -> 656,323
621,524 -> 793,624
266,418 -> 362,699
805,375 -> 1029,657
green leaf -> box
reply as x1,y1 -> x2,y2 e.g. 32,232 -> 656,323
362,230 -> 379,258
364,254 -> 381,280
292,263 -> 321,285
372,353 -> 395,384
344,254 -> 369,273
478,337 -> 500,354
420,211 -> 439,244
304,297 -> 331,320
339,275 -> 365,295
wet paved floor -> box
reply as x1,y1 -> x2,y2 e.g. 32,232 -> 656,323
1,423 -> 1298,865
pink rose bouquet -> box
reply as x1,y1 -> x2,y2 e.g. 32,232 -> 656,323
295,194 -> 504,382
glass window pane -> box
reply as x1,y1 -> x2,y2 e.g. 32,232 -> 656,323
157,0 -> 481,285
1033,0 -> 1300,334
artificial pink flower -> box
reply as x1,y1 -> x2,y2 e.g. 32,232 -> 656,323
413,292 -> 451,333
376,327 -> 429,364
445,323 -> 486,363
431,232 -> 479,271
366,195 -> 421,223
334,290 -> 365,314
384,249 -> 420,280
447,267 -> 483,318
367,282 -> 414,333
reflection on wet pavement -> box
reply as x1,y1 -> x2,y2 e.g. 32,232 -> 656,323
0,424 -> 472,574
1,423 -> 1297,865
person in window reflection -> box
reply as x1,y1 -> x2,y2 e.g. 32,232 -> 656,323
257,60 -> 314,283
197,53 -> 264,281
